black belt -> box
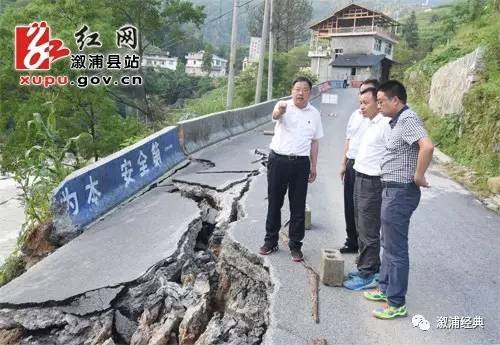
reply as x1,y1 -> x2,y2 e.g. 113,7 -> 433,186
270,150 -> 309,161
355,172 -> 380,180
381,181 -> 416,189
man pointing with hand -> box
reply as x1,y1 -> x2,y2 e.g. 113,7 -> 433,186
259,76 -> 324,262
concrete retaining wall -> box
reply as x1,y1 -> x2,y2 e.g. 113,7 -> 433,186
51,127 -> 185,234
178,100 -> 275,155
50,83 -> 328,233
329,80 -> 344,88
178,85 -> 320,155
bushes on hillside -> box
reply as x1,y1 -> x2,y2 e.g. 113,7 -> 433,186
402,0 -> 499,192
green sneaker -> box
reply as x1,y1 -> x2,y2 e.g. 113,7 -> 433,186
363,290 -> 387,302
372,304 -> 408,320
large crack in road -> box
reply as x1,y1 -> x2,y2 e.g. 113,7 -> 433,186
0,157 -> 274,345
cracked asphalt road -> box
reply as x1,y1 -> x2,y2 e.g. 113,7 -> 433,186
0,189 -> 199,305
0,88 -> 498,345
204,89 -> 499,345
229,88 -> 500,345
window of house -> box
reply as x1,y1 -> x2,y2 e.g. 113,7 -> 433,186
385,43 -> 392,55
374,39 -> 382,51
334,48 -> 344,57
351,68 -> 356,76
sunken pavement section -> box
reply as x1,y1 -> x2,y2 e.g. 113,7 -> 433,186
0,129 -> 277,345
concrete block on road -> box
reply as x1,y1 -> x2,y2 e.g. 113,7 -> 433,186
319,248 -> 344,287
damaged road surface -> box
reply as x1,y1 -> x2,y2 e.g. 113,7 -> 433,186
0,128 -> 274,345
2,90 -> 497,345
0,191 -> 199,306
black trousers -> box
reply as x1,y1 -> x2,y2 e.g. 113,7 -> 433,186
343,159 -> 358,247
354,173 -> 382,276
265,151 -> 310,250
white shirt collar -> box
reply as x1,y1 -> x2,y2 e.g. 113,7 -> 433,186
369,113 -> 384,124
289,101 -> 312,111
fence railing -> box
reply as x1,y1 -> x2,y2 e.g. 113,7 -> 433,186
318,26 -> 398,41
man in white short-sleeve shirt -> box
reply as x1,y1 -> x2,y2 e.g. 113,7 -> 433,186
343,87 -> 391,291
339,79 -> 379,254
260,76 -> 324,262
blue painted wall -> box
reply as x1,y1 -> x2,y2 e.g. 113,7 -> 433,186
329,80 -> 345,88
51,82 -> 333,231
52,127 -> 185,229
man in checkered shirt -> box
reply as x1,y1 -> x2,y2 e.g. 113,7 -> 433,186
363,80 -> 434,320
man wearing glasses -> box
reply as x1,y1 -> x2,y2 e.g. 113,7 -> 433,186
364,80 -> 434,319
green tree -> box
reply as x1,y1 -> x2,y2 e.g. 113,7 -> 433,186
0,0 -> 125,165
105,0 -> 206,122
249,0 -> 313,52
202,46 -> 214,76
0,0 -> 146,225
144,64 -> 199,105
469,0 -> 486,20
272,45 -> 316,97
402,11 -> 419,49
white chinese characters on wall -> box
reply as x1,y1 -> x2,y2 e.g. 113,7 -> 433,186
60,140 -> 164,215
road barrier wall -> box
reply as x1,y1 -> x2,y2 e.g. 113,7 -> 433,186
50,83 -> 327,232
178,100 -> 275,155
51,127 -> 185,233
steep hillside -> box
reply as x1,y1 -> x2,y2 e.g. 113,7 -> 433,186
191,0 -> 457,49
402,0 -> 499,194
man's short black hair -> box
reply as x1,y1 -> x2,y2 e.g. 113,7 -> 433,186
361,79 -> 380,89
377,80 -> 407,104
292,76 -> 312,90
360,87 -> 377,100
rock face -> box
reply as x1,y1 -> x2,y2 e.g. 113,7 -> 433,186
19,221 -> 57,269
0,328 -> 24,345
428,47 -> 484,116
205,239 -> 271,345
487,177 -> 500,194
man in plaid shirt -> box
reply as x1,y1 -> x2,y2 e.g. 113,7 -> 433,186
363,80 -> 434,319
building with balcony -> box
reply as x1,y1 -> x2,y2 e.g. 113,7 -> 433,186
142,53 -> 178,71
185,51 -> 228,77
309,4 -> 399,84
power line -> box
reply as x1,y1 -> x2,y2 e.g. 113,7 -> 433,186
200,0 -> 257,25
159,0 -> 261,51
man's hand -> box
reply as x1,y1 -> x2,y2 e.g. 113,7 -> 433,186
272,101 -> 287,120
414,173 -> 430,188
309,167 -> 317,183
339,163 -> 346,182
415,137 -> 434,188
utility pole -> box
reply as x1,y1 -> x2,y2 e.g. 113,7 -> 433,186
267,0 -> 274,101
226,0 -> 239,109
255,0 -> 269,104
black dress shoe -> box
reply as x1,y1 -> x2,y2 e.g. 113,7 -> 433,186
339,245 -> 358,254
